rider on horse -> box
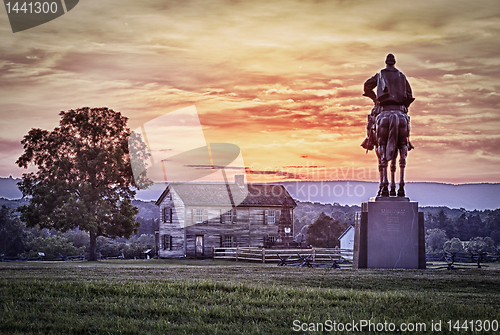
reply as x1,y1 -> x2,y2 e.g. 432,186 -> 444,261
361,54 -> 415,197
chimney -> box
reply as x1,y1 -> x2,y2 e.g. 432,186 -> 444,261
234,174 -> 245,187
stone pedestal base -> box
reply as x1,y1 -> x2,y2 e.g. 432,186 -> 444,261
353,197 -> 425,269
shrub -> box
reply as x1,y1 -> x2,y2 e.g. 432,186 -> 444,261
27,235 -> 84,258
443,237 -> 464,253
465,237 -> 496,254
425,228 -> 448,252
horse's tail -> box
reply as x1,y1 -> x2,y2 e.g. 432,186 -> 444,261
386,112 -> 399,161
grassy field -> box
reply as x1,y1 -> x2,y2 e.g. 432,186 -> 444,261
1,260 -> 499,334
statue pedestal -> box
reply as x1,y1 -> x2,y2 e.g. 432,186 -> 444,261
353,197 -> 425,269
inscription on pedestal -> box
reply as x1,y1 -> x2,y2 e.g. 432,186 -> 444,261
381,208 -> 406,233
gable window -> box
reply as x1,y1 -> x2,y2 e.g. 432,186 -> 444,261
163,235 -> 172,250
163,207 -> 172,223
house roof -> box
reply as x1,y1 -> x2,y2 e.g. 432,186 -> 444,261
338,224 -> 355,240
156,183 -> 297,208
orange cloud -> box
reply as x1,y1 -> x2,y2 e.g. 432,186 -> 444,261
1,0 -> 499,184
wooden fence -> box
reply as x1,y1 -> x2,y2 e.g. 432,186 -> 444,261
426,251 -> 500,270
212,247 -> 353,264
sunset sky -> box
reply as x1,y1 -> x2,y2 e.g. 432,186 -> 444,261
1,0 -> 499,184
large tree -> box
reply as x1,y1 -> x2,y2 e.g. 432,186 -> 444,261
16,107 -> 151,261
306,212 -> 347,248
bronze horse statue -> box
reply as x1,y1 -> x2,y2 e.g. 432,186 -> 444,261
363,105 -> 412,197
362,54 -> 415,196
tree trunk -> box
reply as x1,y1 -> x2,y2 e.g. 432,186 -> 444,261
89,231 -> 98,261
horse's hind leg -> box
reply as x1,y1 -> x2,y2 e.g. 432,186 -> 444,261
390,158 -> 397,196
376,146 -> 389,196
398,113 -> 410,197
398,146 -> 408,197
377,159 -> 383,197
380,162 -> 389,197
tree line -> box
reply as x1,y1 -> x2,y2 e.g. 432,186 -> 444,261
425,208 -> 500,253
0,203 -> 159,260
294,201 -> 500,253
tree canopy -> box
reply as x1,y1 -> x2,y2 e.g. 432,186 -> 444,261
306,212 -> 348,248
425,228 -> 448,252
16,107 -> 151,261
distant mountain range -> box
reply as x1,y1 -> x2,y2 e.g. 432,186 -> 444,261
0,177 -> 24,199
1,177 -> 499,210
278,181 -> 500,211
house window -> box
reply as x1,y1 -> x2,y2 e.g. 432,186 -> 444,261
266,210 -> 276,224
225,210 -> 232,223
194,209 -> 203,224
220,209 -> 228,224
163,235 -> 172,250
259,210 -> 265,224
222,236 -> 233,248
221,209 -> 236,224
163,207 -> 172,223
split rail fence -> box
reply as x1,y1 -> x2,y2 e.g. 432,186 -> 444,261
212,247 -> 353,265
426,251 -> 500,270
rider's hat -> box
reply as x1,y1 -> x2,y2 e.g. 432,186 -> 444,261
385,54 -> 396,65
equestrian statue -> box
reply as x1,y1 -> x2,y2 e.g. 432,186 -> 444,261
361,54 -> 415,197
